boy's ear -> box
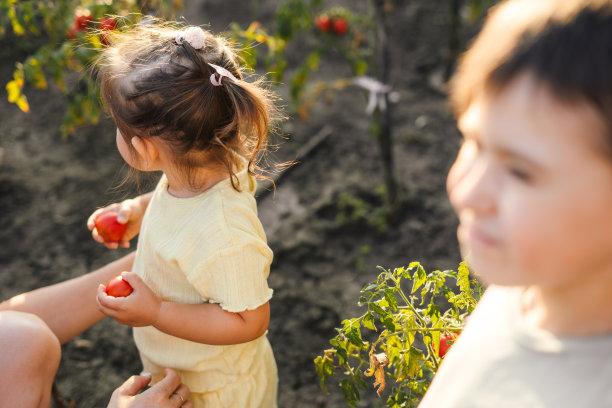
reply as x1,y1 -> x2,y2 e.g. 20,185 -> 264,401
130,137 -> 159,169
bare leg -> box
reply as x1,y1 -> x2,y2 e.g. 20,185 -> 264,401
0,311 -> 61,408
0,252 -> 135,344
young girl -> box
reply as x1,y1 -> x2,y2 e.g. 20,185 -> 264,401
87,22 -> 278,407
420,0 -> 612,406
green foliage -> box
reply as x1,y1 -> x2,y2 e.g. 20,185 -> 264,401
315,262 -> 483,407
1,0 -> 181,136
336,189 -> 388,232
229,0 -> 372,117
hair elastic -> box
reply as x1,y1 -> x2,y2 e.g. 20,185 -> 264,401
208,63 -> 236,86
175,26 -> 206,50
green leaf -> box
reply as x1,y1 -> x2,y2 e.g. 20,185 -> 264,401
353,59 -> 368,76
340,379 -> 360,407
345,327 -> 365,348
457,261 -> 472,295
369,301 -> 387,317
431,330 -> 441,358
425,303 -> 440,324
384,289 -> 398,312
411,264 -> 427,294
8,5 -> 25,35
362,312 -> 377,331
314,355 -> 335,393
406,346 -> 425,378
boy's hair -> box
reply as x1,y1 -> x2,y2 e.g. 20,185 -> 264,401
451,0 -> 612,144
96,20 -> 278,191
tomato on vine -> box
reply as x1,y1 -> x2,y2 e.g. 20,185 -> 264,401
314,14 -> 331,33
332,17 -> 348,35
100,17 -> 117,31
99,17 -> 117,45
66,9 -> 93,40
438,332 -> 460,358
74,9 -> 93,31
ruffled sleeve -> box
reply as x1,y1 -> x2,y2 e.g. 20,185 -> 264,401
186,241 -> 274,313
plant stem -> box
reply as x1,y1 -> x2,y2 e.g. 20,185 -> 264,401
372,0 -> 398,215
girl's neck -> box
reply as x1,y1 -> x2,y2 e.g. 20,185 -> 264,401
164,166 -> 229,198
520,272 -> 612,336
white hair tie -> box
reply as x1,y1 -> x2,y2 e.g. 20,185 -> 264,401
175,26 -> 206,50
208,63 -> 236,86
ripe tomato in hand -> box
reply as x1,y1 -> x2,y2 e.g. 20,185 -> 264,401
94,211 -> 127,243
315,14 -> 331,33
105,276 -> 133,297
332,17 -> 349,35
438,332 -> 459,358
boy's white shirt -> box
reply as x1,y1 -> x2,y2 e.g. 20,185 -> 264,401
419,285 -> 612,407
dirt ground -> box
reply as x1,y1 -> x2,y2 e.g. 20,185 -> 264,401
0,0 -> 469,406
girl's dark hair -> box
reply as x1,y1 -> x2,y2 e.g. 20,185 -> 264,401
96,21 -> 279,191
451,0 -> 612,145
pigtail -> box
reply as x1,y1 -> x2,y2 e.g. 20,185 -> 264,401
214,75 -> 278,190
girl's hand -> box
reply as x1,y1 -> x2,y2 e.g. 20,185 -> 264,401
96,272 -> 161,327
88,194 -> 151,249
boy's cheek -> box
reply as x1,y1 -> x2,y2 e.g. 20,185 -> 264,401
447,142 -> 477,195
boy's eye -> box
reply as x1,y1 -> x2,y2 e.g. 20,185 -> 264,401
507,165 -> 532,182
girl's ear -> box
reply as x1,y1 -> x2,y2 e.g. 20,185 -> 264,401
131,137 -> 159,170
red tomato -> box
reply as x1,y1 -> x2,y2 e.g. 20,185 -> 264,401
74,10 -> 93,31
315,14 -> 331,33
438,332 -> 459,358
66,23 -> 78,40
100,17 -> 117,31
332,17 -> 349,35
94,211 -> 127,243
105,276 -> 133,297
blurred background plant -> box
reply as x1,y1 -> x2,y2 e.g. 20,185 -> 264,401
2,0 -> 499,212
1,0 -> 182,136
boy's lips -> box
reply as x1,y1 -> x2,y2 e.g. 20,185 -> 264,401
458,224 -> 500,247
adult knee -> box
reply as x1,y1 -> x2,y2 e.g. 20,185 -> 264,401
0,311 -> 61,407
0,311 -> 61,364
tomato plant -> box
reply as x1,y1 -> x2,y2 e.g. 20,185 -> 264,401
94,211 -> 127,243
315,262 -> 482,407
105,275 -> 133,298
1,0 -> 182,136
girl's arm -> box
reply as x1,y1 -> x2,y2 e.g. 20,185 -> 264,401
0,252 -> 136,344
88,192 -> 154,249
96,272 -> 270,345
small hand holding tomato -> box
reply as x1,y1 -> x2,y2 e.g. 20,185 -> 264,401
97,272 -> 161,327
88,196 -> 147,249
106,275 -> 133,297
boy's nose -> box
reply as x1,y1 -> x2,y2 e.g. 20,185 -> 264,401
447,147 -> 497,217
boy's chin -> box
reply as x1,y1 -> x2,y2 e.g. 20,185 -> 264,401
461,252 -> 525,287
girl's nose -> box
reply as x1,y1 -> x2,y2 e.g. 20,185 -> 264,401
447,143 -> 496,217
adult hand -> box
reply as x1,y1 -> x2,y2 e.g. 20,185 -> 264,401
108,369 -> 192,408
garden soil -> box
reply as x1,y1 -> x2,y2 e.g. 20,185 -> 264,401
0,0 -> 471,406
